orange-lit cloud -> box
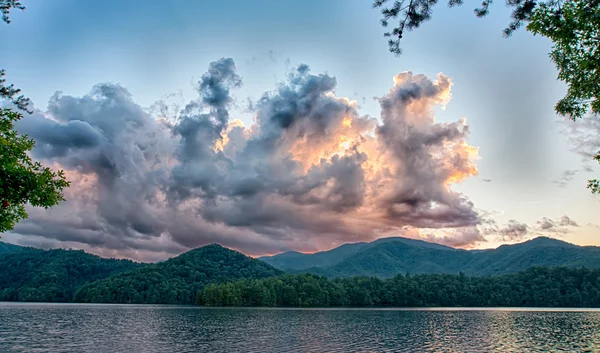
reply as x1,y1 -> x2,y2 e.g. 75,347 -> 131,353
10,59 -> 484,260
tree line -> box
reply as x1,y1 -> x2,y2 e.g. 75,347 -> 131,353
199,266 -> 600,308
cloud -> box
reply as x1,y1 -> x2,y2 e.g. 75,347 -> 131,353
583,165 -> 594,173
536,215 -> 579,234
268,50 -> 278,64
8,59 -> 482,260
496,220 -> 529,241
566,116 -> 600,158
553,169 -> 579,188
420,227 -> 487,248
480,218 -> 526,241
481,214 -> 580,243
558,215 -> 579,227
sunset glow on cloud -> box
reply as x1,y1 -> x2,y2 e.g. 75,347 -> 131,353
6,58 -> 496,260
2,0 -> 596,262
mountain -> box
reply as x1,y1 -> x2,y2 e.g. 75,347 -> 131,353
464,237 -> 600,276
74,244 -> 283,304
259,242 -> 369,270
0,241 -> 25,255
261,236 -> 600,278
0,247 -> 141,302
4,237 -> 599,304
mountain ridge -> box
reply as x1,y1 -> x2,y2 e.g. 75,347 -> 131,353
73,243 -> 283,304
0,246 -> 141,302
260,236 -> 600,277
2,238 -> 600,304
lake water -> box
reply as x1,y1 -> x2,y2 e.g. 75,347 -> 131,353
1,303 -> 599,352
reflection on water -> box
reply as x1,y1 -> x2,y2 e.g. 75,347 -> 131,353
0,303 -> 599,352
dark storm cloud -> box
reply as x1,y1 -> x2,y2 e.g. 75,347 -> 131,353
197,57 -> 242,108
6,60 -> 483,260
16,113 -> 103,158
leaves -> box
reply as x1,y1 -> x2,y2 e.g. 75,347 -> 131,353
527,0 -> 600,193
0,0 -> 24,24
0,72 -> 70,233
373,0 -> 544,54
528,0 -> 600,119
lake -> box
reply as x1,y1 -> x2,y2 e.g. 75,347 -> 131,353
1,303 -> 599,352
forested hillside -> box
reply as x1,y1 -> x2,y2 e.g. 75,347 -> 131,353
74,244 -> 283,304
261,237 -> 600,278
0,241 -> 25,255
3,239 -> 600,307
201,267 -> 600,308
0,247 -> 141,302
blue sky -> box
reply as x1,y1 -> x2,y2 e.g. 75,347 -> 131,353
1,0 -> 597,259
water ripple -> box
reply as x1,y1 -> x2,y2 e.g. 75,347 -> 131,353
0,304 -> 599,352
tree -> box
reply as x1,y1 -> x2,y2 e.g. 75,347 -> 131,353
527,0 -> 600,192
1,2 -> 70,233
1,0 -> 24,24
373,0 -> 600,193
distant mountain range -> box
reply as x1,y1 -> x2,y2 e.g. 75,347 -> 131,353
259,236 -> 600,277
2,236 -> 600,304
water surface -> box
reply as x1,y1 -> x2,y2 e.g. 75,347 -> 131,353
1,303 -> 599,352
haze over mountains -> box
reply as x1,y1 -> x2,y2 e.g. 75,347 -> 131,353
260,236 -> 600,278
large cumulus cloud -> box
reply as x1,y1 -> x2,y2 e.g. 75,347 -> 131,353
8,58 -> 483,260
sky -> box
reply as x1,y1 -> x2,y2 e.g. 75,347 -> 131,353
1,0 -> 598,261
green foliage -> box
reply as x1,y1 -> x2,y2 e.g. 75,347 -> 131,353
0,240 -> 24,255
200,274 -> 348,307
3,241 -> 600,307
0,244 -> 281,305
0,246 -> 141,302
527,0 -> 600,120
0,102 -> 71,232
202,267 -> 600,308
263,236 -> 600,278
0,0 -> 24,24
1,3 -> 70,233
73,244 -> 283,305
